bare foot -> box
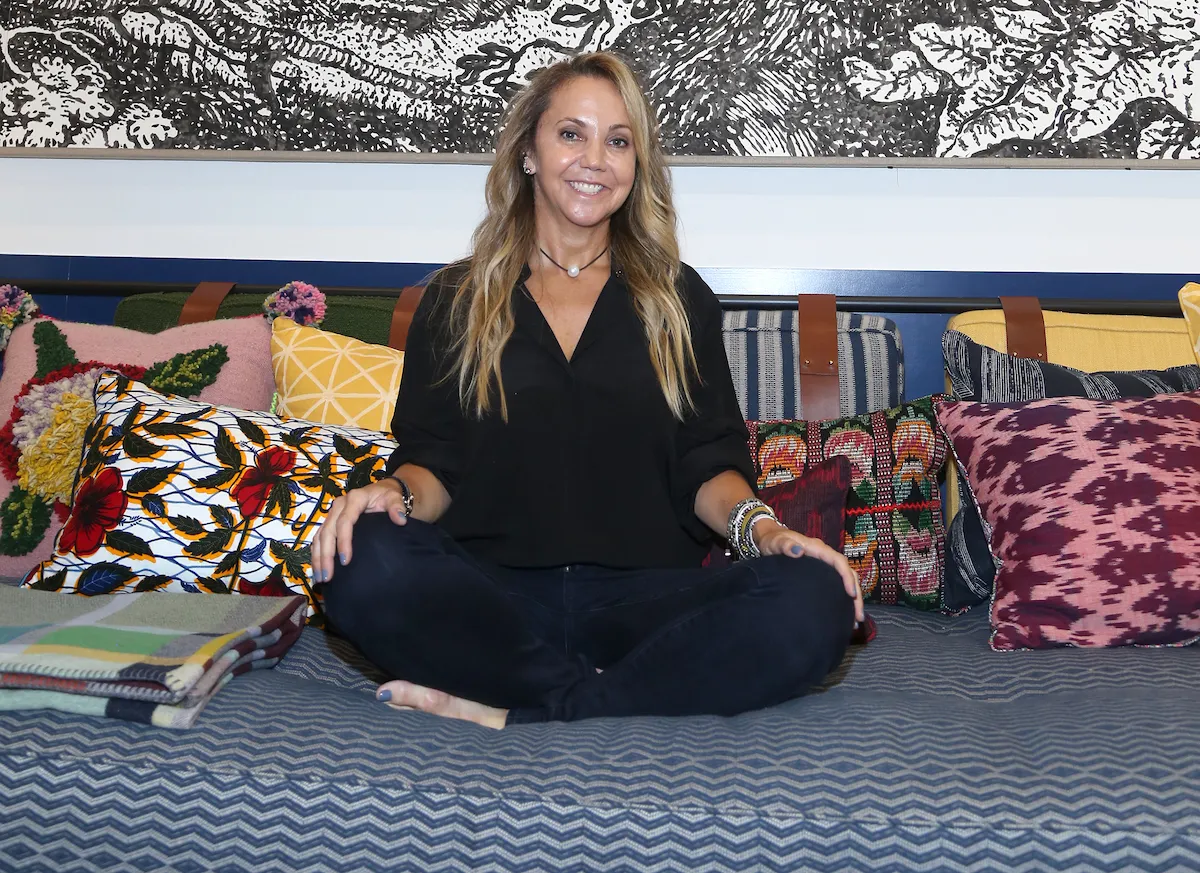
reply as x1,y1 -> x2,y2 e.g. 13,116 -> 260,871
376,679 -> 508,730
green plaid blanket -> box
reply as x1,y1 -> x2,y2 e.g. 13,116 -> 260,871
0,588 -> 307,728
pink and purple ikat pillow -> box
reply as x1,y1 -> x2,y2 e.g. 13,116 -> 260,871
936,391 -> 1200,651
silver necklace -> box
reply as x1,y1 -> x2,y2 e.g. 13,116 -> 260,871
539,246 -> 608,278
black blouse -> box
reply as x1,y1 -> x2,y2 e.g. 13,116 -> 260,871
385,263 -> 754,569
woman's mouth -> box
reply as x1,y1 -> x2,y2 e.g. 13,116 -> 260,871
567,180 -> 605,195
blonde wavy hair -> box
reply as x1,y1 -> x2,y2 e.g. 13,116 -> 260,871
435,51 -> 696,420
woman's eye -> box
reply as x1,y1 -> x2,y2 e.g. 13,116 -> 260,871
561,130 -> 579,141
610,137 -> 629,148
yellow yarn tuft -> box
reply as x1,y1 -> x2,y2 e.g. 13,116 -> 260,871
17,392 -> 97,505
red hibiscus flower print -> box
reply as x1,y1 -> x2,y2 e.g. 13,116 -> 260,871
232,446 -> 297,518
59,467 -> 128,557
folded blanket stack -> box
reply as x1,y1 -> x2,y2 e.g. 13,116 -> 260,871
0,588 -> 307,728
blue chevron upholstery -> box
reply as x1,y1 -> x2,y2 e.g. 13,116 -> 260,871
1,605 -> 1197,872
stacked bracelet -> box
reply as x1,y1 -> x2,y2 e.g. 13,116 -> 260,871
727,498 -> 783,560
381,475 -> 415,517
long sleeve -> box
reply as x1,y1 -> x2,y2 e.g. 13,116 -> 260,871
384,283 -> 465,497
673,266 -> 755,539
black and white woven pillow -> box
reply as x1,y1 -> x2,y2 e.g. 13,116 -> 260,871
941,328 -> 1200,611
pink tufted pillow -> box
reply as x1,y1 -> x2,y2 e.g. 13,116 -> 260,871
0,316 -> 274,578
936,392 -> 1200,651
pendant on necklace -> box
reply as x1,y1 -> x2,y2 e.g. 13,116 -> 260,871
567,266 -> 580,278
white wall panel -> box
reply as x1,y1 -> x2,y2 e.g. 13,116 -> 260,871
3,157 -> 1199,277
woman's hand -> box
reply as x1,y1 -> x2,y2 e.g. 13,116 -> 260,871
756,522 -> 865,623
311,478 -> 409,584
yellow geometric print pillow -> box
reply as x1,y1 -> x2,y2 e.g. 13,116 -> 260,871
271,317 -> 404,432
1179,283 -> 1200,366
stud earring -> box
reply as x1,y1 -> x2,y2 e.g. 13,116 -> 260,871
522,156 -> 535,175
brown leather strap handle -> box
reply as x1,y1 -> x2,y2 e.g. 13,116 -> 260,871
388,285 -> 426,351
796,293 -> 840,421
999,296 -> 1047,361
178,282 -> 235,326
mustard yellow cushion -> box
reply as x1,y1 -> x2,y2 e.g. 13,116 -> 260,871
945,309 -> 1194,372
271,317 -> 404,432
1179,283 -> 1200,366
944,304 -> 1196,520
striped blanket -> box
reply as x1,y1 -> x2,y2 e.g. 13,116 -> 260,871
0,588 -> 306,728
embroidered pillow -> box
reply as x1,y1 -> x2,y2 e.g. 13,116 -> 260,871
705,455 -> 851,567
941,329 -> 1200,612
704,455 -> 877,645
0,317 -> 274,578
936,392 -> 1200,651
271,317 -> 405,432
22,372 -> 398,623
748,396 -> 950,610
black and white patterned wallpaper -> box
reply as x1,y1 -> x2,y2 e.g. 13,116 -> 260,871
2,0 -> 1198,158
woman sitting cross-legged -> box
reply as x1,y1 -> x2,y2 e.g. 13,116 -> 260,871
313,51 -> 863,728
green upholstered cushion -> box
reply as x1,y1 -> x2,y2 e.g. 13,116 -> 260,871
113,293 -> 398,346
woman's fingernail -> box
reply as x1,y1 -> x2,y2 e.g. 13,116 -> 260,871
312,569 -> 322,583
789,544 -> 803,556
377,689 -> 392,702
339,553 -> 348,566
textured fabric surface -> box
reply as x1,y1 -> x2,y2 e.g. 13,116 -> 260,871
722,310 -> 902,420
748,397 -> 949,610
941,329 -> 1200,611
271,316 -> 405,432
1,607 -> 1197,871
0,588 -> 306,700
1180,283 -> 1200,366
938,391 -> 1200,651
23,373 -> 396,619
0,588 -> 305,729
943,329 -> 1200,403
0,316 -> 274,578
705,455 -> 850,568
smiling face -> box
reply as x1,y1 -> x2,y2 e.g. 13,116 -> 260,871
525,75 -> 637,234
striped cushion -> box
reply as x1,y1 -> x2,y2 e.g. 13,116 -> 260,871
722,311 -> 903,420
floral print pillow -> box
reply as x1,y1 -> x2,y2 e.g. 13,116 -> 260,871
747,396 -> 950,611
0,316 -> 273,577
22,372 -> 397,623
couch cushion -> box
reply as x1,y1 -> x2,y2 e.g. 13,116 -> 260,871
2,607 -> 1197,871
115,291 -> 402,346
945,309 -> 1195,372
722,310 -> 902,420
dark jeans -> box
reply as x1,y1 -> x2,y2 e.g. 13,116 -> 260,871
322,514 -> 855,724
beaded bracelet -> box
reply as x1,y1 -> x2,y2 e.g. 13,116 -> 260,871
727,498 -> 784,560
